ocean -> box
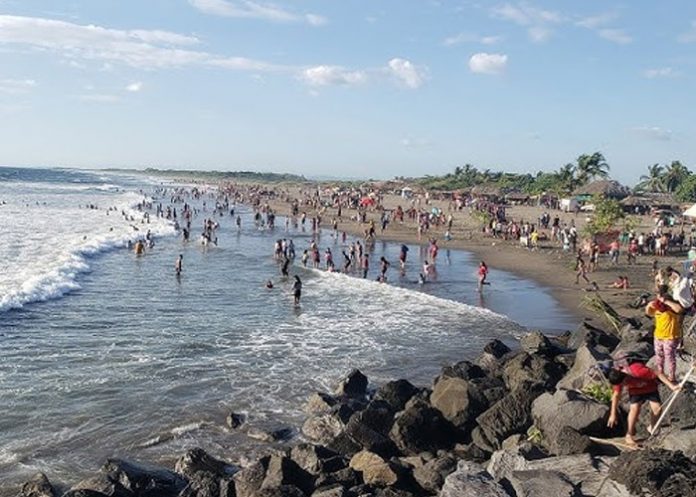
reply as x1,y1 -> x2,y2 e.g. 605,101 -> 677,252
0,166 -> 577,490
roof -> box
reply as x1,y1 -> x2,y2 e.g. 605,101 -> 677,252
470,184 -> 502,196
621,193 -> 677,207
572,180 -> 630,199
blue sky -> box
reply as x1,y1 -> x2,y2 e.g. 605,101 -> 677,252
0,1 -> 695,184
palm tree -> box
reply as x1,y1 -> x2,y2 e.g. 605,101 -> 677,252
575,152 -> 610,185
636,163 -> 666,193
555,163 -> 577,193
664,160 -> 691,193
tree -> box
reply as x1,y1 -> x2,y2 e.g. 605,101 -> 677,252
576,152 -> 610,185
675,175 -> 696,203
636,163 -> 666,193
584,195 -> 625,236
664,160 -> 691,193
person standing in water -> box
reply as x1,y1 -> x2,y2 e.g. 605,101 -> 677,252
175,254 -> 183,275
292,275 -> 302,305
399,244 -> 409,270
379,256 -> 390,282
477,261 -> 489,291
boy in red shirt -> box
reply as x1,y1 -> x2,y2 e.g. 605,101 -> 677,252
607,359 -> 679,447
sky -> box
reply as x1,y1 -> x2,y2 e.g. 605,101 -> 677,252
0,1 -> 695,184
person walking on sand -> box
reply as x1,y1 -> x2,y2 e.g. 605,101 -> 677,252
646,285 -> 683,382
292,275 -> 302,305
477,261 -> 489,291
575,250 -> 590,285
175,254 -> 183,275
607,358 -> 680,448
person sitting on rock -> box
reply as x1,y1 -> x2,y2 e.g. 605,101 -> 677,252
607,358 -> 680,447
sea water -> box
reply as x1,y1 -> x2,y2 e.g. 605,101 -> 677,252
0,167 -> 577,490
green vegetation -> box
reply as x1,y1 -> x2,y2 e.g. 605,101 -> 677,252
582,382 -> 613,404
414,152 -> 610,195
142,168 -> 307,183
583,195 -> 625,236
526,425 -> 543,444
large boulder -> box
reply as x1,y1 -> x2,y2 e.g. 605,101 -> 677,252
556,344 -> 611,391
334,370 -> 368,398
501,353 -> 565,392
175,448 -> 238,497
290,444 -> 346,476
435,361 -> 487,384
305,393 -> 338,415
72,459 -> 186,497
19,473 -> 55,497
658,428 -> 696,458
389,400 -> 456,455
261,455 -> 315,496
349,451 -> 401,487
374,380 -> 420,412
302,413 -> 345,445
473,383 -> 543,452
411,455 -> 457,494
430,377 -> 506,430
234,457 -> 270,497
342,401 -> 398,457
568,322 -> 620,351
519,331 -> 554,356
438,461 -> 510,497
608,448 -> 696,497
508,470 -> 578,497
531,389 -> 611,453
476,340 -> 512,373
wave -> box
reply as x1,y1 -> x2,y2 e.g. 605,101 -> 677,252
0,196 -> 176,313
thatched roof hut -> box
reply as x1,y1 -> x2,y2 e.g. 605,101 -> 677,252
471,184 -> 503,199
573,180 -> 629,199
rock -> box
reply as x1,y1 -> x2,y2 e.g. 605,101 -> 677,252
374,489 -> 416,497
531,389 -> 611,451
519,331 -> 553,355
473,384 -> 543,452
501,352 -> 565,392
311,484 -> 346,497
261,455 -> 315,496
70,475 -> 130,497
568,321 -> 620,351
343,405 -> 398,457
554,353 -> 576,370
508,470 -> 578,497
549,426 -> 592,456
659,428 -> 696,457
175,448 -> 238,497
557,344 -> 611,391
477,340 -> 511,373
20,473 -> 55,497
290,444 -> 346,475
525,454 -> 607,496
61,492 -> 110,497
374,380 -> 420,412
430,377 -> 505,430
349,451 -> 400,487
486,445 -> 546,481
226,412 -> 246,430
254,485 -> 306,497
452,443 -> 490,463
234,457 -> 270,497
306,393 -> 338,415
438,461 -> 510,497
335,370 -> 368,398
412,455 -> 457,494
314,468 -> 359,489
303,412 -> 346,445
388,400 -> 456,455
661,388 -> 696,430
608,448 -> 696,497
72,459 -> 186,497
247,426 -> 295,443
435,361 -> 486,384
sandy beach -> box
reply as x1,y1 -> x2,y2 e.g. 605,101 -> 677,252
256,183 -> 686,329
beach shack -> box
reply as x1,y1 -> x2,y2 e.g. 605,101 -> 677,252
572,180 -> 630,201
400,186 -> 414,199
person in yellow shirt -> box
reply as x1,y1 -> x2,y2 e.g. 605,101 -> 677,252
646,285 -> 683,382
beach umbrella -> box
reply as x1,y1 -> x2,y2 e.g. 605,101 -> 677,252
684,204 -> 696,218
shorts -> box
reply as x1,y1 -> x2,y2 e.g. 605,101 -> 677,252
628,391 -> 660,405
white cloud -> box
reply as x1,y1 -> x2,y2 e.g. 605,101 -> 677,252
387,58 -> 426,89
598,28 -> 632,45
189,0 -> 325,26
126,81 -> 143,92
678,20 -> 696,43
443,33 -> 503,47
631,126 -> 672,141
79,94 -> 120,103
469,52 -> 508,75
0,78 -> 37,94
643,67 -> 679,79
300,65 -> 367,87
575,12 -> 617,29
401,137 -> 433,148
491,2 -> 562,42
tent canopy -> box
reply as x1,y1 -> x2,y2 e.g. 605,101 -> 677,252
684,204 -> 696,218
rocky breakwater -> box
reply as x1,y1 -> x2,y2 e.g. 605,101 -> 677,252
15,319 -> 696,497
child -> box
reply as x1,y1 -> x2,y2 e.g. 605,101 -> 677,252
607,358 -> 679,447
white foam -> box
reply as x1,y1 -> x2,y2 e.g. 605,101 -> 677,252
0,187 -> 176,313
